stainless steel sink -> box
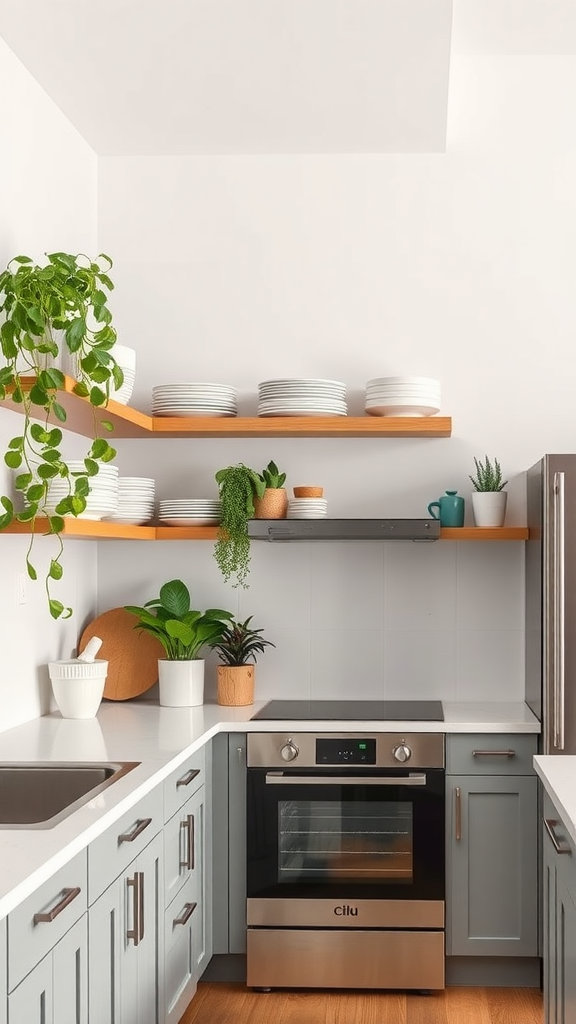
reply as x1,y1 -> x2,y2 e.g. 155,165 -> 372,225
0,761 -> 140,829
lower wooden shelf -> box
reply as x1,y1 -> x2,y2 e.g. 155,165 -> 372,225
1,521 -> 529,541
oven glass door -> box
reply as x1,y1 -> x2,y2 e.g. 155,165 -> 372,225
247,768 -> 445,901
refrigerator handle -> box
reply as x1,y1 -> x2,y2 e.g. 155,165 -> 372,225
553,471 -> 565,750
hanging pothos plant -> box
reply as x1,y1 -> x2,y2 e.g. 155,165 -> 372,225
0,252 -> 123,619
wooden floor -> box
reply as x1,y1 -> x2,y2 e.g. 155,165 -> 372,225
179,983 -> 543,1024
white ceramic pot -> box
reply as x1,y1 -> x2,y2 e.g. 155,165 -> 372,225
471,491 -> 508,528
158,659 -> 205,707
48,660 -> 108,719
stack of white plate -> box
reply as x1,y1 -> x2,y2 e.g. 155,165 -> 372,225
257,378 -> 347,417
106,477 -> 155,525
287,497 -> 329,519
365,376 -> 441,417
152,383 -> 237,417
157,499 -> 221,527
111,345 -> 137,405
45,462 -> 119,520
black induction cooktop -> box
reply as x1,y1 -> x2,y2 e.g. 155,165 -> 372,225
250,699 -> 444,722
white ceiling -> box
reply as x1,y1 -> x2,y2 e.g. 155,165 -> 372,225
0,0 -> 574,156
0,0 -> 453,155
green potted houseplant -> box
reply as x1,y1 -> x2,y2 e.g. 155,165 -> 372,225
209,614 -> 276,706
125,578 -> 233,707
214,460 -> 287,588
0,251 -> 122,619
469,455 -> 509,527
253,459 -> 288,519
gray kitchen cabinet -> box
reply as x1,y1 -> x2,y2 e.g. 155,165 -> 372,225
88,786 -> 164,1024
163,744 -> 212,1024
542,791 -> 576,1024
212,733 -> 247,959
8,912 -> 88,1024
0,919 -> 6,1024
446,734 -> 538,957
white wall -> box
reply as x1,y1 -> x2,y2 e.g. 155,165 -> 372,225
94,53 -> 576,705
0,39 -> 99,730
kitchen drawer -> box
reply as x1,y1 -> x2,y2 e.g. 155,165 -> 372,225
164,746 -> 205,823
447,734 -> 537,775
88,783 -> 163,904
164,872 -> 198,1024
8,849 -> 87,992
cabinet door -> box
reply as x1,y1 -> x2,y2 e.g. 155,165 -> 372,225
89,830 -> 164,1024
53,915 -> 88,1024
8,954 -> 53,1024
228,734 -> 247,955
555,866 -> 576,1024
447,775 -> 538,956
164,874 -> 197,1024
0,919 -> 6,1024
543,821 -> 558,1024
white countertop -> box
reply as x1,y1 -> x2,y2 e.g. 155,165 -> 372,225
534,755 -> 576,848
0,699 -> 539,918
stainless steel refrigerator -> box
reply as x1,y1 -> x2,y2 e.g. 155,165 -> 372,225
526,454 -> 576,754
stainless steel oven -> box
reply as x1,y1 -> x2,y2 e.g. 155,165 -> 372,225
246,732 -> 445,991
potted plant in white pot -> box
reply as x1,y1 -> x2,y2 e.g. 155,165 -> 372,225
208,615 -> 276,706
0,250 -> 122,618
469,455 -> 509,527
125,579 -> 233,707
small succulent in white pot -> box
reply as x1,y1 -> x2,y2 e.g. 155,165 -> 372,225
469,455 -> 508,527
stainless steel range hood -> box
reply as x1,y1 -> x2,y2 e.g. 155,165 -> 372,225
248,519 -> 440,542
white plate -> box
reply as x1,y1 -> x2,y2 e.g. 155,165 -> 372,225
258,378 -> 346,388
259,409 -> 347,418
366,376 -> 441,387
365,405 -> 441,417
158,516 -> 220,527
153,409 -> 237,418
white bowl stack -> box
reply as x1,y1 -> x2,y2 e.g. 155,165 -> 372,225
287,497 -> 329,518
105,476 -> 155,525
257,378 -> 347,417
152,383 -> 237,417
45,462 -> 119,520
157,498 -> 221,527
364,376 -> 441,417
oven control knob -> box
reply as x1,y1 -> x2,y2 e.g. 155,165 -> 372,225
393,743 -> 412,763
280,740 -> 299,762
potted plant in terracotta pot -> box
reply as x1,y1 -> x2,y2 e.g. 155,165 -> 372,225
469,455 -> 508,527
0,250 -> 122,619
125,579 -> 232,707
209,615 -> 276,706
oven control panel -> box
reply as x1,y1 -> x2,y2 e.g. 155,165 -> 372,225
316,737 -> 376,764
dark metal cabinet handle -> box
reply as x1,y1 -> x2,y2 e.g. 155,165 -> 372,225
118,817 -> 152,844
180,813 -> 195,870
176,768 -> 200,788
472,749 -> 516,758
455,787 -> 462,842
33,886 -> 81,924
173,901 -> 197,927
544,818 -> 572,855
126,872 -> 141,945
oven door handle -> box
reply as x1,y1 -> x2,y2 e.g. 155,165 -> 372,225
265,772 -> 427,786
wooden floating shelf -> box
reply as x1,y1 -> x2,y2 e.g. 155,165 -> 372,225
1,377 -> 452,438
2,521 -> 529,542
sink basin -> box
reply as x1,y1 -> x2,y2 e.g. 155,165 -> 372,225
0,761 -> 140,829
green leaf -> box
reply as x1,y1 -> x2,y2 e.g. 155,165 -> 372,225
26,484 -> 45,502
99,445 -> 117,463
52,402 -> 67,422
0,511 -> 14,529
1,496 -> 14,515
7,435 -> 24,450
89,385 -> 107,407
39,367 -> 65,390
74,476 -> 90,497
26,561 -> 38,581
0,366 -> 15,386
11,255 -> 33,265
41,449 -> 62,464
16,506 -> 38,522
14,472 -> 33,490
49,599 -> 65,620
101,419 -> 114,432
46,428 -> 63,447
29,383 -> 49,407
159,579 -> 191,617
72,381 -> 90,398
83,458 -> 99,476
48,515 -> 65,533
37,463 -> 59,479
30,423 -> 47,443
4,451 -> 22,469
65,317 -> 86,351
90,437 -> 109,459
49,559 -> 63,581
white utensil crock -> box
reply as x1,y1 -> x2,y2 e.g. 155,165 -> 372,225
48,660 -> 108,719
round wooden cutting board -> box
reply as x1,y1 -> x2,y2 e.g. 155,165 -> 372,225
78,607 -> 163,700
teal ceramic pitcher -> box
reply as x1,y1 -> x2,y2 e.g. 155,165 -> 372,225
427,490 -> 465,527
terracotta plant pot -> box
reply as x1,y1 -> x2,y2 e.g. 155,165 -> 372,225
217,665 -> 254,706
253,487 -> 288,519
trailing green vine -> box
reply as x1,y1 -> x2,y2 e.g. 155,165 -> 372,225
0,252 -> 121,619
214,464 -> 265,588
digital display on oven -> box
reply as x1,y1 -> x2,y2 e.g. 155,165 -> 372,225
316,738 -> 377,764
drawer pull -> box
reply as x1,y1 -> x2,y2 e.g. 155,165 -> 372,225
173,901 -> 197,927
544,818 -> 572,855
118,817 -> 152,844
180,813 -> 195,870
176,768 -> 200,788
455,787 -> 462,842
472,749 -> 516,758
126,872 -> 142,945
33,886 -> 81,924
